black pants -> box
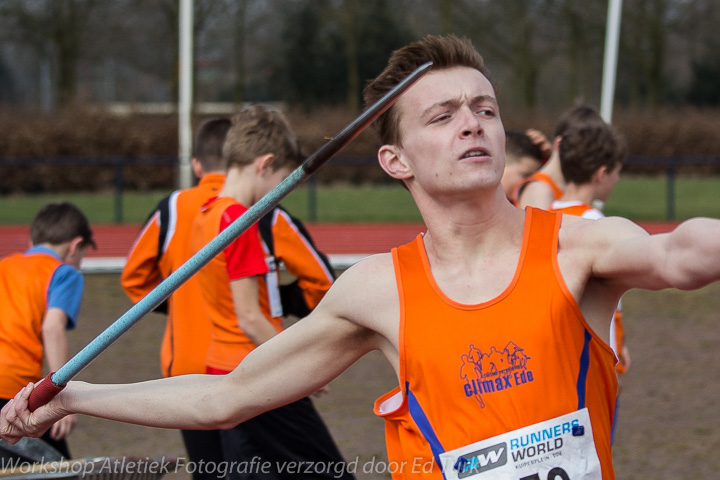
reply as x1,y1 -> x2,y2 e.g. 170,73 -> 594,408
220,397 -> 355,480
181,429 -> 227,480
0,398 -> 71,460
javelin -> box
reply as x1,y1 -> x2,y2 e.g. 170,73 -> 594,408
28,61 -> 433,411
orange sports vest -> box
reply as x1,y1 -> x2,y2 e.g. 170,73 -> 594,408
121,173 -> 225,377
375,207 -> 617,479
0,253 -> 62,398
193,197 -> 281,372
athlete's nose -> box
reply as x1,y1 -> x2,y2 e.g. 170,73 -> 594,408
460,105 -> 483,137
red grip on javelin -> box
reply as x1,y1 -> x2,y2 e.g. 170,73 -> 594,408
28,372 -> 65,412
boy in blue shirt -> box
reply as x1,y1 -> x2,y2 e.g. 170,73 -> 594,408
0,202 -> 95,458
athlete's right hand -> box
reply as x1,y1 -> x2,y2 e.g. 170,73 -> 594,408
0,383 -> 63,445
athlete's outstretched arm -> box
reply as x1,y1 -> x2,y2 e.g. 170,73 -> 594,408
1,256 -> 397,444
590,216 -> 720,292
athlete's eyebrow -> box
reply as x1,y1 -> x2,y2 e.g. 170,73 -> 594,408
467,94 -> 498,111
420,95 -> 498,121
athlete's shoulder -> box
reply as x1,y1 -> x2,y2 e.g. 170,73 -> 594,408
319,252 -> 399,346
342,252 -> 395,280
325,253 -> 395,301
558,215 -> 649,252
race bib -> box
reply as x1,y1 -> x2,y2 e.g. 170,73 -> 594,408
438,409 -> 602,480
264,257 -> 283,318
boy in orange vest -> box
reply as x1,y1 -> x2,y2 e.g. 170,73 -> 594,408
0,202 -> 95,458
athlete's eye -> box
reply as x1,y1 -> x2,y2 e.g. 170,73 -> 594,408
431,113 -> 451,124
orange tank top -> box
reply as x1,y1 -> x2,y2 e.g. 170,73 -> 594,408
121,173 -> 225,377
0,253 -> 61,398
193,197 -> 281,371
374,207 -> 617,479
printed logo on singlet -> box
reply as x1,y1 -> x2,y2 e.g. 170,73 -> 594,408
459,342 -> 534,408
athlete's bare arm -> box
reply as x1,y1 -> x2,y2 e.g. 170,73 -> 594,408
592,216 -> 720,291
0,254 -> 400,444
556,215 -> 720,340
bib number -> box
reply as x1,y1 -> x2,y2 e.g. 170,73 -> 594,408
520,468 -> 571,480
264,257 -> 283,318
438,409 -> 602,480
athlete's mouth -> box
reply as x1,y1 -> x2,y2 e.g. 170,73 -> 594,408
461,148 -> 490,159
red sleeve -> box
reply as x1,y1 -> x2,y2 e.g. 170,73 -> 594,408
220,203 -> 268,281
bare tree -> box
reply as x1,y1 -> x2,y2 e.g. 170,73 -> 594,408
151,0 -> 228,102
0,0 -> 100,107
339,0 -> 361,111
456,0 -> 550,110
437,0 -> 454,35
230,1 -> 249,104
621,0 -> 670,107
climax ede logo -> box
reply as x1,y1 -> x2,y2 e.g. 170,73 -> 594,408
453,442 -> 508,478
459,342 -> 534,408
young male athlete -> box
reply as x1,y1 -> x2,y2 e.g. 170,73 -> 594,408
0,202 -> 95,459
4,35 -> 720,480
121,118 -> 230,479
121,115 -> 335,479
190,105 -> 350,480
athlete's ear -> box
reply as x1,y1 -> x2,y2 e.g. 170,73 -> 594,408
65,236 -> 84,259
592,165 -> 608,184
254,153 -> 275,175
378,145 -> 412,181
63,236 -> 87,269
191,157 -> 204,178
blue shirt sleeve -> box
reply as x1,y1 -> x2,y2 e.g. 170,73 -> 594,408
47,264 -> 84,330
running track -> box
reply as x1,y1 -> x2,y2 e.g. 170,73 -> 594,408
0,221 -> 679,273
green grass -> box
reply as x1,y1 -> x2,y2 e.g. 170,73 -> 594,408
604,175 -> 720,221
284,184 -> 423,223
0,175 -> 717,225
0,191 -> 169,225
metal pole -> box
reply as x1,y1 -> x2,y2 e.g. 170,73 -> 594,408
600,0 -> 622,123
178,0 -> 194,189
